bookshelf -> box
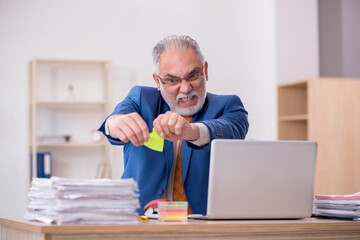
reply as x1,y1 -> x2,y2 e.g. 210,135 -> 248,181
278,80 -> 308,141
28,59 -> 113,180
278,78 -> 360,195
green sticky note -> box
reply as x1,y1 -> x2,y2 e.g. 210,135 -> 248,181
144,128 -> 164,152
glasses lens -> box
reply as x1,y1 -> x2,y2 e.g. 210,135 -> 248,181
188,73 -> 200,81
165,78 -> 180,85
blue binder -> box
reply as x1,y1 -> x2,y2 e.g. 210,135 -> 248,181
30,152 -> 52,179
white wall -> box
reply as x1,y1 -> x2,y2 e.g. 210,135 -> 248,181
0,0 -> 318,216
276,0 -> 319,83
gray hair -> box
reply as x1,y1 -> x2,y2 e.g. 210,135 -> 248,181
152,35 -> 205,74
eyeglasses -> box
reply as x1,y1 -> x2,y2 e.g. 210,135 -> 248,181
157,67 -> 204,86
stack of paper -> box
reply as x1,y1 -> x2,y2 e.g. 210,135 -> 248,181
313,192 -> 360,220
24,177 -> 140,225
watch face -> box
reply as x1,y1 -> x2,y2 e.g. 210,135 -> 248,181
91,130 -> 103,143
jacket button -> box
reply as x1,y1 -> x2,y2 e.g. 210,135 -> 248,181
157,189 -> 163,195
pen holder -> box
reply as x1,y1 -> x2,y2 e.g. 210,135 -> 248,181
158,201 -> 188,222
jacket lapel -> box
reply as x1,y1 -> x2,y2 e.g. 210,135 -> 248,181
181,102 -> 207,182
181,142 -> 193,183
157,96 -> 174,183
164,140 -> 174,180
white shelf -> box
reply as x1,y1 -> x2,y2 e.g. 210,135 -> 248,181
33,59 -> 111,65
34,101 -> 106,108
34,142 -> 108,147
278,114 -> 308,121
36,101 -> 106,105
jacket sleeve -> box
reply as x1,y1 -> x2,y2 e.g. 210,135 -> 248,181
98,86 -> 142,146
187,95 -> 249,151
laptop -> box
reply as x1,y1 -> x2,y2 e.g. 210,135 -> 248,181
194,139 -> 317,219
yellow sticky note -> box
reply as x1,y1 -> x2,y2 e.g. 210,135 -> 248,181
144,128 -> 164,152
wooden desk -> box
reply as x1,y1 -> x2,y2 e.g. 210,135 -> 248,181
1,217 -> 360,240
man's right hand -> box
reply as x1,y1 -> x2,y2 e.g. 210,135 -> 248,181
106,112 -> 149,147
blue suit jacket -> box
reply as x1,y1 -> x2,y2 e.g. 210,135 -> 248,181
98,86 -> 249,215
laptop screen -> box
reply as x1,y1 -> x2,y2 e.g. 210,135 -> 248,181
206,140 -> 317,219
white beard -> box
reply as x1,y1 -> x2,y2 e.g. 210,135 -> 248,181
160,84 -> 206,117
